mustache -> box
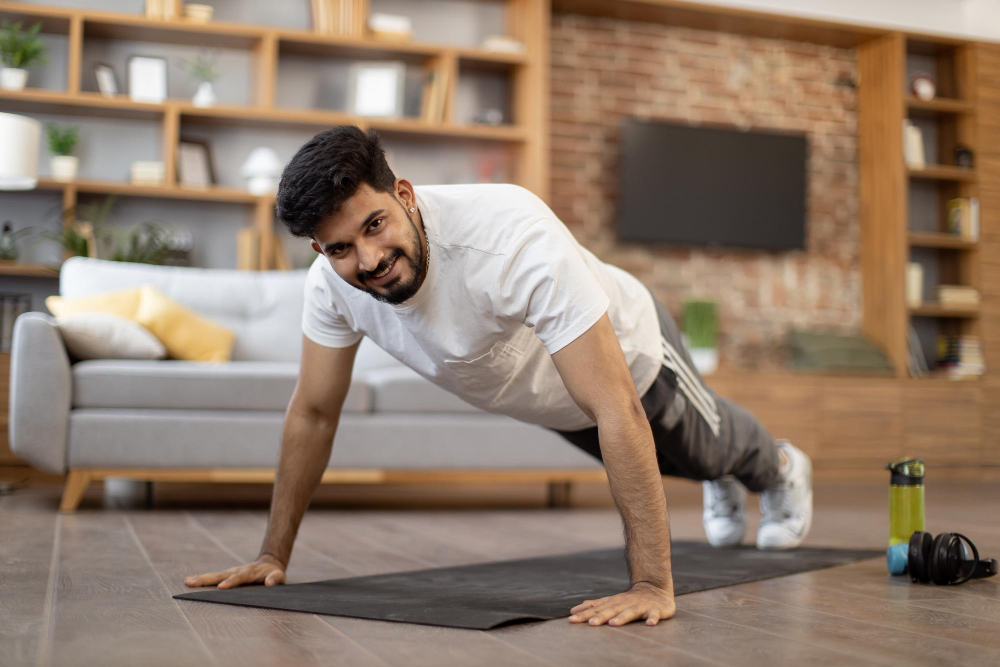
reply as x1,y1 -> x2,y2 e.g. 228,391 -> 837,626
360,250 -> 401,282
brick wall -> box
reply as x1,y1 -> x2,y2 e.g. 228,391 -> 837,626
549,14 -> 861,370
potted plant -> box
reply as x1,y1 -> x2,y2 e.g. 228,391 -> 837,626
0,20 -> 48,91
45,122 -> 80,182
683,299 -> 719,375
185,51 -> 219,108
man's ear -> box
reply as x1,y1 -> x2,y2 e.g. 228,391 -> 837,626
311,240 -> 323,254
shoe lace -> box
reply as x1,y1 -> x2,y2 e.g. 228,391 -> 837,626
709,480 -> 742,515
761,487 -> 795,521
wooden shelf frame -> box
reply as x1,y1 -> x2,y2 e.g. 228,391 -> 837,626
861,34 -> 986,378
907,231 -> 978,249
0,0 -> 549,270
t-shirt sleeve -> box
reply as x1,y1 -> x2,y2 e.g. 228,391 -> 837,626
301,263 -> 364,348
496,217 -> 610,355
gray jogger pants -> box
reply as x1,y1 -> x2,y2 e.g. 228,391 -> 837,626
550,291 -> 782,493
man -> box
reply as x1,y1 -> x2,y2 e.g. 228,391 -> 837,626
185,125 -> 813,628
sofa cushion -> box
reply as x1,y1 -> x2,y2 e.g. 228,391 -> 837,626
59,257 -> 308,362
72,360 -> 371,413
363,366 -> 479,413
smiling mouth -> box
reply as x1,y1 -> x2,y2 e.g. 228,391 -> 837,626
369,256 -> 397,282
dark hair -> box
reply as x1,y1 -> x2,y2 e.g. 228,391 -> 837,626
275,125 -> 396,239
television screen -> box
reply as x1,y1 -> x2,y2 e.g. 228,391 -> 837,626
617,118 -> 807,251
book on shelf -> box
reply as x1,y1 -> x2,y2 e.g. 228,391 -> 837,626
936,334 -> 985,378
903,119 -> 925,169
311,0 -> 368,36
936,284 -> 980,307
907,325 -> 930,377
946,197 -> 979,241
419,67 -> 450,124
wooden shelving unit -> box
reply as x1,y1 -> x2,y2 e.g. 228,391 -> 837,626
0,0 -> 548,270
860,32 -> 986,379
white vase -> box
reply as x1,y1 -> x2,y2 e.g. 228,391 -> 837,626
0,67 -> 28,91
192,81 -> 216,107
50,155 -> 79,182
689,347 -> 719,376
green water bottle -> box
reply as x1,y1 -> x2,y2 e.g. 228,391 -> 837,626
886,457 -> 925,575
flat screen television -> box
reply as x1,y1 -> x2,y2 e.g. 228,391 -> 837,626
617,118 -> 808,251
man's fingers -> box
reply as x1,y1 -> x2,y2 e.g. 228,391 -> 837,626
184,569 -> 234,587
264,570 -> 285,586
645,610 -> 661,626
218,573 -> 248,589
570,597 -> 606,614
588,604 -> 628,626
609,606 -> 641,626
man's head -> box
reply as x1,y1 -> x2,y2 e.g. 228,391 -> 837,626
276,125 -> 427,305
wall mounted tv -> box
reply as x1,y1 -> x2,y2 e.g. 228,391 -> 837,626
617,118 -> 808,251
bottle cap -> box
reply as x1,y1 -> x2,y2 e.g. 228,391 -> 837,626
886,457 -> 924,485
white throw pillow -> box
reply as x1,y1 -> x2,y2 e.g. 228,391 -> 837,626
56,312 -> 168,360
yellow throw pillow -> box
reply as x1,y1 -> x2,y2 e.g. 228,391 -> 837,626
133,284 -> 235,362
45,287 -> 142,320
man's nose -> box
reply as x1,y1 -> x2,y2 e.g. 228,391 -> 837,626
356,242 -> 383,274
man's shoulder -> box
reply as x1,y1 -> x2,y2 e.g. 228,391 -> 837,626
418,183 -> 559,256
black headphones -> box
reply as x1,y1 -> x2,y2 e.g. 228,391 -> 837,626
907,531 -> 999,585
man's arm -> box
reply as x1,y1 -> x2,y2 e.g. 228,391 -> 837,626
185,334 -> 360,589
550,312 -> 675,626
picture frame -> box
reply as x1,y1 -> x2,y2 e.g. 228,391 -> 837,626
93,63 -> 119,98
346,61 -> 407,118
127,55 -> 168,103
176,138 -> 215,188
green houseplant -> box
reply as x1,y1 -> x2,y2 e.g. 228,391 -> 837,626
45,122 -> 80,182
0,20 -> 48,91
683,299 -> 719,374
38,196 -> 176,265
185,51 -> 219,107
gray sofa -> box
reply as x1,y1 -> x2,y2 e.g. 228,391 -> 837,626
9,257 -> 603,510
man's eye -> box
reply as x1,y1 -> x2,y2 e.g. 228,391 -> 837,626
369,218 -> 383,231
331,245 -> 346,256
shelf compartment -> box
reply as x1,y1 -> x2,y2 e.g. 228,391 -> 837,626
907,232 -> 977,249
909,303 -> 980,318
907,165 -> 976,182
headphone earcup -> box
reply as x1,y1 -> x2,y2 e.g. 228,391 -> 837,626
909,531 -> 932,583
929,532 -> 954,585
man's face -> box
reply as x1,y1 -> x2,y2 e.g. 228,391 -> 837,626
311,182 -> 425,305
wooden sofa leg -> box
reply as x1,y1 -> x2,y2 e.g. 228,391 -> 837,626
60,470 -> 92,513
547,481 -> 573,508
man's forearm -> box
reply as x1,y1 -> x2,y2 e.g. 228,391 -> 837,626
598,410 -> 673,592
258,409 -> 339,567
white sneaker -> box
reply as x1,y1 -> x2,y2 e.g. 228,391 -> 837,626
757,440 -> 813,550
702,475 -> 747,547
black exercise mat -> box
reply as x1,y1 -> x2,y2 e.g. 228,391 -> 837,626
175,541 -> 881,630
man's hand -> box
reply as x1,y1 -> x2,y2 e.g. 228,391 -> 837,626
568,582 -> 676,627
184,554 -> 286,589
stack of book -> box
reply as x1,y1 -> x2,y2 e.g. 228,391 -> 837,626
144,0 -> 178,20
946,197 -> 980,241
936,284 -> 980,308
311,0 -> 368,37
419,67 -> 451,124
937,335 -> 985,378
131,160 -> 165,186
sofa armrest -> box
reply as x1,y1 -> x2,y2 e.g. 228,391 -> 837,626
9,312 -> 71,474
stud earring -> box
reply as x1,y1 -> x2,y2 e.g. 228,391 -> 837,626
409,207 -> 415,212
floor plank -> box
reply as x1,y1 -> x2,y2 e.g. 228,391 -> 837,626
128,511 -> 391,667
0,493 -> 59,667
46,511 -> 214,667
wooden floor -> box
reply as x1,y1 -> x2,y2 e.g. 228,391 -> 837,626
2,479 -> 999,667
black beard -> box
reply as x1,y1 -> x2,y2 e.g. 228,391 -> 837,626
351,208 -> 425,305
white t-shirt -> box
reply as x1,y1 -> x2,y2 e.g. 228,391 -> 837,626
302,183 -> 662,431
